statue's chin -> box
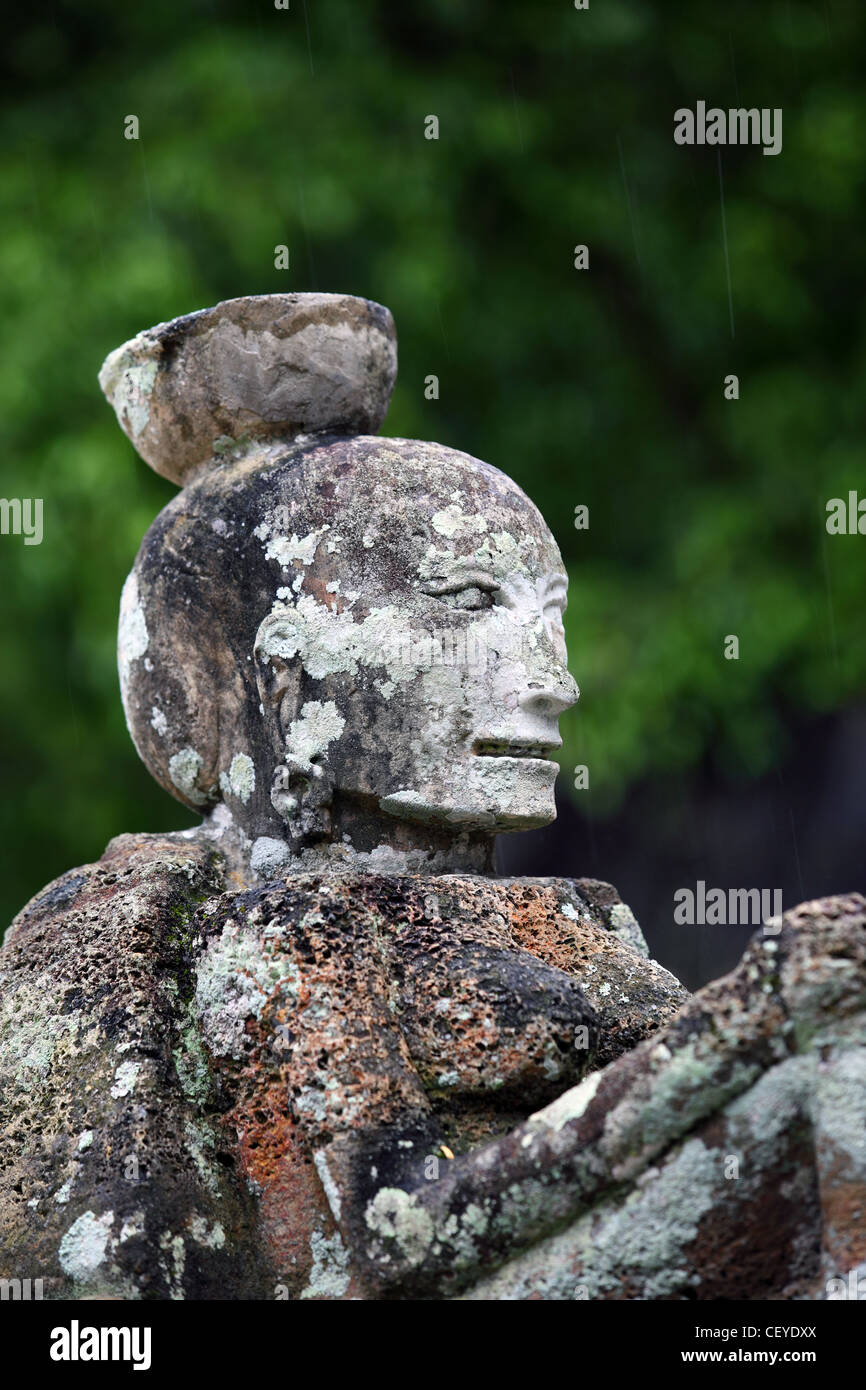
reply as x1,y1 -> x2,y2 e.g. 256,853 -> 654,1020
379,758 -> 559,833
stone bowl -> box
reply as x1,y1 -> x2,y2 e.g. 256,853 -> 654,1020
99,292 -> 398,486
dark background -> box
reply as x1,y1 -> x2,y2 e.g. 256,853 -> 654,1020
0,0 -> 863,986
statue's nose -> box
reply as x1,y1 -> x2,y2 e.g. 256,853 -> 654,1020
518,670 -> 579,718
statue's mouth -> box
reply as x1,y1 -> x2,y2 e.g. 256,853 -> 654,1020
473,739 -> 559,763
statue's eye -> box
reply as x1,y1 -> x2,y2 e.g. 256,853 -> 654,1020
421,577 -> 498,611
445,585 -> 494,611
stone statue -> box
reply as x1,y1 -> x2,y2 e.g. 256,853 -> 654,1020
0,294 -> 863,1301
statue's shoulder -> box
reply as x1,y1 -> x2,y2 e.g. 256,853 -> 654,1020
4,830 -> 225,952
487,873 -> 689,1063
494,873 -> 651,956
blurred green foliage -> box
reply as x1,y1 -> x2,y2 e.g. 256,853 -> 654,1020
1,0 -> 864,930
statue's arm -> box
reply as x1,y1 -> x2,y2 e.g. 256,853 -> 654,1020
317,895 -> 866,1298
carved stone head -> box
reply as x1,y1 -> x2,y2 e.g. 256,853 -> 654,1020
103,294 -> 578,879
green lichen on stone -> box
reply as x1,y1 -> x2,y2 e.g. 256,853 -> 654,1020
365,1187 -> 435,1264
300,1229 -> 351,1299
58,1209 -> 115,1284
172,1002 -> 214,1109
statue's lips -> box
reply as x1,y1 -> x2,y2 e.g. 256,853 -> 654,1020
473,739 -> 560,764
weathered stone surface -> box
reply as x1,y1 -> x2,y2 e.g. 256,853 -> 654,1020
0,839 -> 680,1299
0,835 -> 272,1299
347,893 -> 865,1301
3,295 -> 863,1301
499,877 -> 678,1066
116,430 -> 578,856
8,838 -> 863,1302
99,293 -> 397,485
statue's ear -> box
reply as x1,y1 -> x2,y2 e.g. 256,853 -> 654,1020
253,610 -> 333,843
253,612 -> 302,730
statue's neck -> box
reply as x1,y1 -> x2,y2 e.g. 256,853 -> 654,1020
188,800 -> 498,885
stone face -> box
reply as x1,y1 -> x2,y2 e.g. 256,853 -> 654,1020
102,295 -> 581,880
99,293 -> 397,485
119,433 -> 578,857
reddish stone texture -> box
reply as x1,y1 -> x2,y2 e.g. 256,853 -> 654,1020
4,829 -> 861,1301
493,878 -> 687,1064
229,1082 -> 344,1299
348,896 -> 865,1300
679,1117 -> 822,1301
